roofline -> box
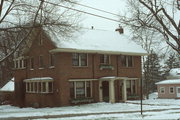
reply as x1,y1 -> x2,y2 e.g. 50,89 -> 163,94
49,48 -> 148,56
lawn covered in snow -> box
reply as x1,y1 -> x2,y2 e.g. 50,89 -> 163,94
0,93 -> 180,119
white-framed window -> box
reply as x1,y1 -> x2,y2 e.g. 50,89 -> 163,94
25,81 -> 53,93
39,55 -> 44,68
70,81 -> 92,99
30,57 -> 34,70
72,53 -> 88,67
121,55 -> 133,67
14,57 -> 27,69
100,54 -> 110,64
169,87 -> 174,94
160,87 -> 165,94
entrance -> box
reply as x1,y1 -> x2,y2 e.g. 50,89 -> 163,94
176,87 -> 180,98
102,81 -> 109,102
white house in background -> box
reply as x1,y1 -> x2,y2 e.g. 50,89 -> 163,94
156,68 -> 180,99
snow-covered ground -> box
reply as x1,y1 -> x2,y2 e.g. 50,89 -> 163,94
0,93 -> 180,120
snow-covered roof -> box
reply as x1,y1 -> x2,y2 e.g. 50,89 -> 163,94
156,79 -> 180,85
167,68 -> 180,79
0,78 -> 14,92
48,29 -> 148,56
23,77 -> 53,82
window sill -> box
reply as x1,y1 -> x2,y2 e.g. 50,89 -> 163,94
49,66 -> 55,69
39,68 -> 44,70
30,69 -> 34,71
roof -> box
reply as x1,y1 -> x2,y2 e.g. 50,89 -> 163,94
23,77 -> 53,82
156,79 -> 180,85
47,29 -> 148,56
0,78 -> 14,92
167,68 -> 180,79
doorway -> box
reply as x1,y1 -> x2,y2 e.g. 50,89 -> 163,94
176,87 -> 180,98
102,81 -> 109,102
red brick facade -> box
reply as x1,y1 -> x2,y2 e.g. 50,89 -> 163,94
14,30 -> 143,107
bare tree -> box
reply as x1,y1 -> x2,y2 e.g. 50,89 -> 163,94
0,0 -> 80,63
120,0 -> 180,54
0,0 -> 80,85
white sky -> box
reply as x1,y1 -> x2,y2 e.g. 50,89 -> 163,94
77,0 -> 126,31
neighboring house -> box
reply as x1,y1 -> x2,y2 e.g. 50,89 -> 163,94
14,27 -> 147,107
156,68 -> 180,99
0,78 -> 14,105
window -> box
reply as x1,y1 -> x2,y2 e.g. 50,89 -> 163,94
39,55 -> 44,68
72,53 -> 87,67
126,80 -> 136,95
14,58 -> 27,69
169,87 -> 174,94
70,81 -> 92,99
25,81 -> 53,93
160,87 -> 165,94
30,57 -> 34,69
100,54 -> 110,64
49,54 -> 55,67
121,55 -> 133,67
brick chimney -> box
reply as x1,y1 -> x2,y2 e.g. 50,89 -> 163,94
115,25 -> 124,34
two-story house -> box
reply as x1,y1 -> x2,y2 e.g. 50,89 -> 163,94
14,27 -> 147,107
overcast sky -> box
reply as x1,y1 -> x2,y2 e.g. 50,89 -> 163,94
77,0 -> 126,31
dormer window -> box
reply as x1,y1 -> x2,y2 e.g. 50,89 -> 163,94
100,54 -> 110,64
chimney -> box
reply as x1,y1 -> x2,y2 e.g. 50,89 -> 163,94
115,25 -> 124,34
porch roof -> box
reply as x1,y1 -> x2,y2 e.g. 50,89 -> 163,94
156,79 -> 180,85
99,76 -> 139,81
23,77 -> 53,82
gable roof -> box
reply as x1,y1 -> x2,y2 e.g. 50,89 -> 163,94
46,29 -> 148,56
156,79 -> 180,85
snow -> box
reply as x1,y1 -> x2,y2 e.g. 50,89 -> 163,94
168,68 -> 180,79
0,98 -> 180,119
23,77 -> 53,82
0,78 -> 14,92
155,79 -> 180,85
48,29 -> 148,56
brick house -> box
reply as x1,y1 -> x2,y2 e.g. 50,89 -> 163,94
14,28 -> 147,107
156,68 -> 180,99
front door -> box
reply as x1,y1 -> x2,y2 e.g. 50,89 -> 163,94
102,81 -> 109,102
176,87 -> 180,98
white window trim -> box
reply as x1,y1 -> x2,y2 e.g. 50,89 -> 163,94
25,81 -> 53,94
100,54 -> 111,64
160,87 -> 165,94
14,57 -> 26,69
73,81 -> 92,99
169,86 -> 174,94
72,53 -> 88,67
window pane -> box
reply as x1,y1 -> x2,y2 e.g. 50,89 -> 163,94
76,82 -> 85,98
31,83 -> 33,92
128,56 -> 133,67
30,58 -> 34,69
86,81 -> 91,97
34,82 -> 37,92
23,59 -> 27,68
72,53 -> 79,66
80,54 -> 87,66
38,82 -> 41,93
42,82 -> 46,92
70,82 -> 74,98
50,54 -> 54,66
100,55 -> 104,64
121,55 -> 126,67
39,56 -> 44,68
48,82 -> 53,93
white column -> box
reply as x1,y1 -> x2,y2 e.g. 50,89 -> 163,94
122,79 -> 127,102
109,80 -> 115,103
99,81 -> 103,102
